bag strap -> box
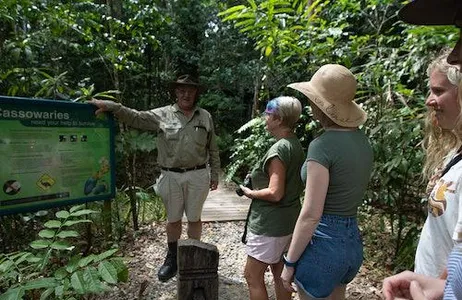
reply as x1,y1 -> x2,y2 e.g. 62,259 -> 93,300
241,201 -> 253,244
441,147 -> 462,177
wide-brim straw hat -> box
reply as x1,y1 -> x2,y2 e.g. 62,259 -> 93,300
288,64 -> 367,127
398,0 -> 461,26
168,74 -> 205,94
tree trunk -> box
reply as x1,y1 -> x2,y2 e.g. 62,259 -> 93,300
252,75 -> 261,118
127,152 -> 139,230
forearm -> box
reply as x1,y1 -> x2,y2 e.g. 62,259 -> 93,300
247,187 -> 283,202
286,214 -> 320,261
412,273 -> 446,299
286,161 -> 327,262
208,134 -> 220,182
114,106 -> 159,131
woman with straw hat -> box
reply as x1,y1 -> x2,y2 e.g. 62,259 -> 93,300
280,64 -> 373,300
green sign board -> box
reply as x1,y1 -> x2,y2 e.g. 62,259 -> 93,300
0,96 -> 116,216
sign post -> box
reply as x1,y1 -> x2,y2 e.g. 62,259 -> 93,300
0,96 -> 115,216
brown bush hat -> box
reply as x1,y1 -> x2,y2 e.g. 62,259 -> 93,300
168,75 -> 205,93
288,64 -> 367,127
398,0 -> 462,26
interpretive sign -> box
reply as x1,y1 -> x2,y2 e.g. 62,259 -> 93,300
0,96 -> 115,216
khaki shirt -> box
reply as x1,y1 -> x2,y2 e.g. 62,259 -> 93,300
108,102 -> 220,182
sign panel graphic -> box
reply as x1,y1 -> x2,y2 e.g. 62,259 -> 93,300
0,96 -> 115,216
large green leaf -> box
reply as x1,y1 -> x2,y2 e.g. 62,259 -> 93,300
69,204 -> 86,213
54,285 -> 64,297
217,5 -> 246,16
38,229 -> 56,239
70,271 -> 85,294
50,241 -> 74,251
39,287 -> 54,300
98,261 -> 118,284
65,256 -> 81,273
56,230 -> 79,239
78,254 -> 97,268
0,287 -> 25,300
13,252 -> 33,266
83,267 -> 105,293
23,278 -> 58,290
0,260 -> 14,272
30,240 -> 51,249
54,267 -> 68,280
110,258 -> 129,282
25,256 -> 41,263
43,220 -> 62,229
55,211 -> 70,219
95,248 -> 118,262
62,219 -> 92,227
3,252 -> 25,261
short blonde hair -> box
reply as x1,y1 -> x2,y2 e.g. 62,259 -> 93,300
265,96 -> 302,129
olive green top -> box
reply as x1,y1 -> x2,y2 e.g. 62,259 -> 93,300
301,129 -> 373,216
248,137 -> 305,237
106,102 -> 220,182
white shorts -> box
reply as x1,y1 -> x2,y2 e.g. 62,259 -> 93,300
154,168 -> 210,222
246,231 -> 292,264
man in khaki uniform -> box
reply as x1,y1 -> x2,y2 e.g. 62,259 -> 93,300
90,75 -> 220,282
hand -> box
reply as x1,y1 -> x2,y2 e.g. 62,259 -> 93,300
281,265 -> 296,293
239,185 -> 252,198
382,271 -> 414,300
382,270 -> 444,300
409,281 -> 427,300
210,180 -> 218,191
87,99 -> 113,115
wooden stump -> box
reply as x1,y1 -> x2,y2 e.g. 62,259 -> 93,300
177,239 -> 219,300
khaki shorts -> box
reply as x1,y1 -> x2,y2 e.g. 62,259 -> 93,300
246,231 -> 292,264
154,168 -> 210,222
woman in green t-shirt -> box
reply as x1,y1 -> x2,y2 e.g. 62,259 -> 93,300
239,96 -> 305,300
281,64 -> 373,300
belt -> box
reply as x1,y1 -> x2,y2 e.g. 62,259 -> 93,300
161,164 -> 206,173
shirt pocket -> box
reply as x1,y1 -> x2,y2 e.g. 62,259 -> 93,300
162,122 -> 181,140
194,125 -> 208,147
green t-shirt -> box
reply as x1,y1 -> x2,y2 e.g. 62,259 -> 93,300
248,137 -> 305,236
301,129 -> 373,217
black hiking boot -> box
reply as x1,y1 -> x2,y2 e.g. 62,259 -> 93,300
157,242 -> 178,282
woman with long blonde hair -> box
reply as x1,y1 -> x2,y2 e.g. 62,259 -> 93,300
415,50 -> 462,279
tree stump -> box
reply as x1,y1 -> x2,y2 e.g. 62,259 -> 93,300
177,239 -> 219,300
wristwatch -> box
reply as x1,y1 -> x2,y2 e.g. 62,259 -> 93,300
282,254 -> 297,267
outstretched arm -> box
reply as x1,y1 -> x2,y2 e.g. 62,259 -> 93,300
88,99 -> 121,115
88,99 -> 161,131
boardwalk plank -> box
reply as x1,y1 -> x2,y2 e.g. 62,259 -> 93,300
182,184 -> 251,222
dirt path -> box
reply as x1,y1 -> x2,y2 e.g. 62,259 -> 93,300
97,180 -> 385,299
98,221 -> 383,300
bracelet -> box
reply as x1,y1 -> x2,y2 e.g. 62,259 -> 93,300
282,254 -> 297,267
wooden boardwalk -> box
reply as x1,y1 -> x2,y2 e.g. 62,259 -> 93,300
202,186 -> 250,222
183,182 -> 250,222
